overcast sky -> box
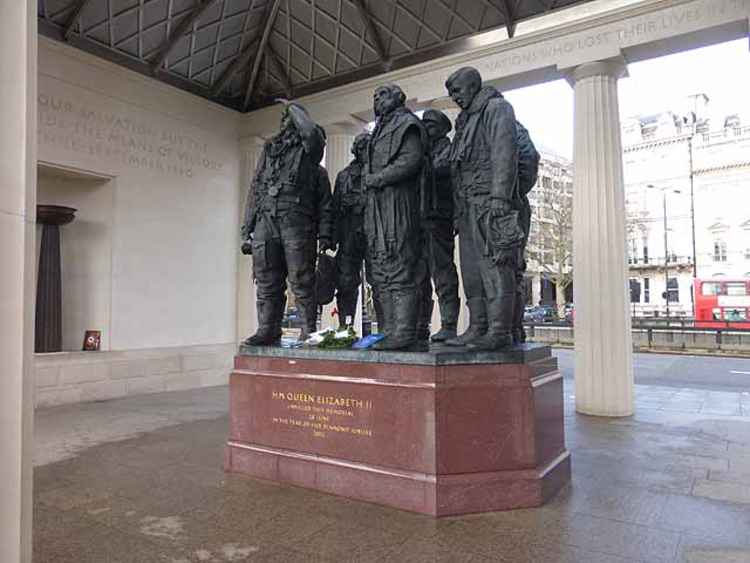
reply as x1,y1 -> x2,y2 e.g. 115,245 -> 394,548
504,38 -> 750,159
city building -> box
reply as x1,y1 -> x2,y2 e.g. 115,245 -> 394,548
623,99 -> 750,317
526,150 -> 574,311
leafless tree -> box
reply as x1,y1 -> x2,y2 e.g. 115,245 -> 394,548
527,185 -> 573,318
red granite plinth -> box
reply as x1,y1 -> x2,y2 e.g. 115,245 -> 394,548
225,345 -> 570,516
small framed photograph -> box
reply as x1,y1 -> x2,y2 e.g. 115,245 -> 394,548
83,330 -> 101,351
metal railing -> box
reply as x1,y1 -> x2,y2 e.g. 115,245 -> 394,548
526,317 -> 750,331
525,317 -> 750,353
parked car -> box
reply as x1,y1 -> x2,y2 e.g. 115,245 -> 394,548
524,306 -> 546,323
283,306 -> 304,328
564,304 -> 575,324
538,304 -> 557,322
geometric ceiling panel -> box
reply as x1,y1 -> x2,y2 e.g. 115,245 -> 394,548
38,0 -> 596,112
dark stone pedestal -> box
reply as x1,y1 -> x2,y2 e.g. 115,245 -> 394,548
225,343 -> 570,517
35,205 -> 76,353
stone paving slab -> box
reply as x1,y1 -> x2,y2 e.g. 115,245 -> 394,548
34,386 -> 229,466
33,383 -> 750,562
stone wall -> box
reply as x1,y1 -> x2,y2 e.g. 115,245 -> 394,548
37,38 -> 241,352
34,344 -> 234,408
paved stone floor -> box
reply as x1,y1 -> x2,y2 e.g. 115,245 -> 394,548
34,382 -> 750,563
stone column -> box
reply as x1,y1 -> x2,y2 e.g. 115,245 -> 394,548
236,136 -> 265,343
34,205 -> 76,353
323,125 -> 364,331
0,1 -> 36,561
569,59 -> 633,417
325,127 -> 360,183
531,273 -> 542,306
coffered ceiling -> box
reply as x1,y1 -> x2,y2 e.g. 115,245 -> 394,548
38,0 -> 594,111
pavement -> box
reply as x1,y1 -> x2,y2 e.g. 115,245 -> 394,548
33,353 -> 750,563
34,386 -> 229,466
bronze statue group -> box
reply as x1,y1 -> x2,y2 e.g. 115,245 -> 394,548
241,66 -> 539,352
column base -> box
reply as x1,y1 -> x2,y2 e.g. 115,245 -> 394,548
576,406 -> 633,417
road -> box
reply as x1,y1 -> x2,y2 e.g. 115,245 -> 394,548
554,348 -> 750,392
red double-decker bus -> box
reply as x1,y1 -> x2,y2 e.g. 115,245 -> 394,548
693,278 -> 750,329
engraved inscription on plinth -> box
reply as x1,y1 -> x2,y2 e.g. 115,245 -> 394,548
270,391 -> 374,440
229,367 -> 436,473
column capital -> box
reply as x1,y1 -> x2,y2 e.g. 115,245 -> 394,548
561,55 -> 628,86
325,120 -> 367,136
239,135 -> 266,151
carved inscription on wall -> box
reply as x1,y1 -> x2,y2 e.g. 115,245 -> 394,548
271,391 -> 373,440
38,93 -> 225,178
478,0 -> 750,76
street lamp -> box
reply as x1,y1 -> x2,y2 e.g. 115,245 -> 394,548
647,184 -> 681,319
687,135 -> 698,281
685,94 -> 706,281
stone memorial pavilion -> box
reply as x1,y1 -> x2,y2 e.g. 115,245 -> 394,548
3,0 -> 750,560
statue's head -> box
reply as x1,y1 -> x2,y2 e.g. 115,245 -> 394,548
373,84 -> 406,118
445,67 -> 482,110
351,132 -> 370,162
280,102 -> 307,133
422,109 -> 452,140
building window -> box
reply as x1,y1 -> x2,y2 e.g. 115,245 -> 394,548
642,237 -> 649,264
726,282 -> 748,296
629,279 -> 641,303
667,278 -> 679,303
714,240 -> 728,262
702,282 -> 721,296
725,308 -> 748,321
643,278 -> 650,303
628,239 -> 638,264
641,124 -> 658,139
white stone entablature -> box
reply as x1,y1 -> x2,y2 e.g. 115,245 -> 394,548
239,0 -> 750,137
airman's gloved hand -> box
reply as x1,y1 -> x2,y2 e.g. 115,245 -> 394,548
241,236 -> 253,255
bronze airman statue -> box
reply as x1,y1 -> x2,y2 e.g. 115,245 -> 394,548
364,84 -> 427,351
445,67 -> 524,350
241,103 -> 334,345
332,132 -> 371,329
418,109 -> 461,343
